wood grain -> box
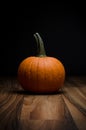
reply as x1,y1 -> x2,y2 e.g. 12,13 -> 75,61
63,77 -> 86,115
0,76 -> 86,130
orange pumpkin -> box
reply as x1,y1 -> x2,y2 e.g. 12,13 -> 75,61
18,33 -> 65,93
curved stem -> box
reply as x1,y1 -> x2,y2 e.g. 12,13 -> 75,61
34,33 -> 46,57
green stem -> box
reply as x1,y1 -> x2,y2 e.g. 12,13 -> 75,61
34,33 -> 46,57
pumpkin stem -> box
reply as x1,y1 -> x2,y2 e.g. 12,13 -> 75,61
34,33 -> 46,57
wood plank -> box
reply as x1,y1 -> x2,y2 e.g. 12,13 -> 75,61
0,77 -> 86,130
20,94 -> 78,130
63,95 -> 86,130
0,77 -> 24,130
63,80 -> 86,116
21,95 -> 64,120
67,76 -> 86,96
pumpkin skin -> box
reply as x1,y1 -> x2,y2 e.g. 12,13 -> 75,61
18,33 -> 65,93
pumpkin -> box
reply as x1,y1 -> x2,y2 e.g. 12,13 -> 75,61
18,33 -> 65,93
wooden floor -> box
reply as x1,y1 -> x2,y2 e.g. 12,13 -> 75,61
0,76 -> 86,130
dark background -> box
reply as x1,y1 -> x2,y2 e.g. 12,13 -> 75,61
0,2 -> 86,76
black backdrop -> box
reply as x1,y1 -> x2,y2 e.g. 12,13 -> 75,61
0,2 -> 86,76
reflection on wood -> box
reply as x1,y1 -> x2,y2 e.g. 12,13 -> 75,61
0,77 -> 86,130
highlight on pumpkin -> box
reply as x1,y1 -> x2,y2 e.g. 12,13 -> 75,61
17,32 -> 65,93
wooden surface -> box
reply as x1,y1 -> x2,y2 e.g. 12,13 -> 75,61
0,76 -> 86,130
